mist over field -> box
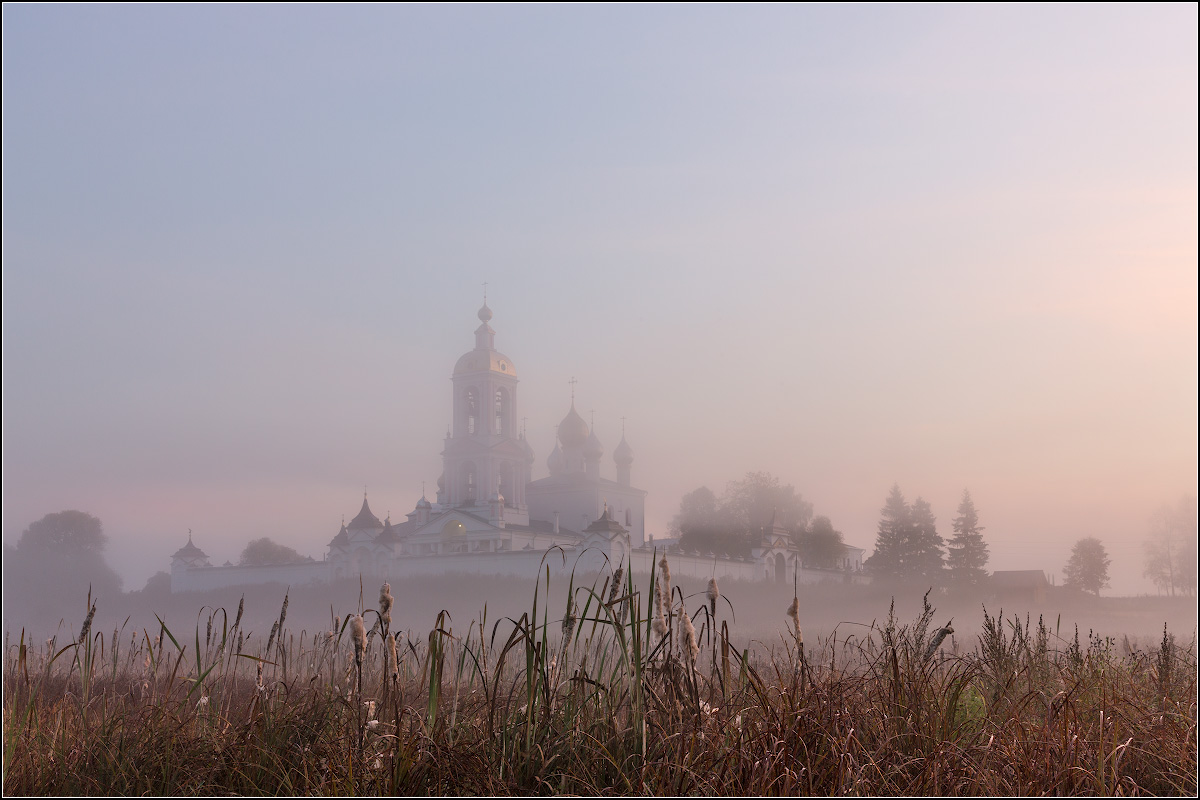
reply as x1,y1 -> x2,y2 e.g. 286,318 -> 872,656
3,5 -> 1196,641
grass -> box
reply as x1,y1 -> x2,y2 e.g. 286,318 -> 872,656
3,563 -> 1197,795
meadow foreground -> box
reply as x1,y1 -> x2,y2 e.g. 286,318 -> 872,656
4,565 -> 1196,796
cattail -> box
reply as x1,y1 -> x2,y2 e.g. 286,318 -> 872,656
379,583 -> 394,632
652,601 -> 668,640
266,621 -> 279,654
233,596 -> 244,631
256,661 -> 264,688
924,623 -> 955,662
608,565 -> 624,605
277,592 -> 289,633
334,616 -> 341,636
78,603 -> 96,643
562,592 -> 577,641
206,614 -> 213,648
350,615 -> 366,668
387,632 -> 399,682
786,596 -> 801,644
237,631 -> 244,655
680,606 -> 699,663
706,577 -> 719,620
658,556 -> 672,607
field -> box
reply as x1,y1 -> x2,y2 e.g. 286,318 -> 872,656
4,562 -> 1197,796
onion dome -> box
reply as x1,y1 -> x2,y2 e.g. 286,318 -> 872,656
416,494 -> 432,510
437,473 -> 445,492
520,433 -> 535,463
557,403 -> 589,448
547,441 -> 565,475
348,495 -> 383,530
172,533 -> 208,560
477,302 -> 493,322
613,434 -> 634,466
584,428 -> 604,459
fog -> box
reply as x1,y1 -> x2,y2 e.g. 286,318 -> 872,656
3,5 -> 1196,633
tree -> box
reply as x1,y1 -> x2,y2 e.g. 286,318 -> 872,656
240,538 -> 307,566
1144,495 -> 1197,597
946,489 -> 989,587
1063,537 -> 1111,595
908,497 -> 945,581
672,472 -> 815,556
796,515 -> 845,569
866,485 -> 911,578
722,472 -> 813,536
3,511 -> 123,621
669,486 -> 720,537
17,510 -> 108,554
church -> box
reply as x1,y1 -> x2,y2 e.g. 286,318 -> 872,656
171,302 -> 865,592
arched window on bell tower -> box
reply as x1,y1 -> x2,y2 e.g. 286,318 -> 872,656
464,388 -> 479,436
462,462 -> 477,505
494,388 -> 511,436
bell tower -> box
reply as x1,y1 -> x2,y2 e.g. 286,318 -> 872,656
441,301 -> 529,525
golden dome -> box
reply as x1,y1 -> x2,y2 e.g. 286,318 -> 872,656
453,349 -> 517,377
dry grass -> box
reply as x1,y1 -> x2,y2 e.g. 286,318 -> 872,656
4,568 -> 1196,796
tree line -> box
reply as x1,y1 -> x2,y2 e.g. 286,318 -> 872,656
670,472 -> 848,568
865,485 -> 991,587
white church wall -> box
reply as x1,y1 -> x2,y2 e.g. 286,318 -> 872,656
172,561 -> 329,593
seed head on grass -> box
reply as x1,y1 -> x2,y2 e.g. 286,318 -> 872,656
350,615 -> 366,669
653,600 -> 668,640
562,592 -> 577,641
658,556 -> 672,604
680,606 -> 699,663
277,591 -> 289,632
608,564 -> 624,604
706,577 -> 719,619
387,632 -> 399,682
379,583 -> 394,632
786,596 -> 801,645
78,603 -> 96,644
924,621 -> 955,662
267,622 -> 280,654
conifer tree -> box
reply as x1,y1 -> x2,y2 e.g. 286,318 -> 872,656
866,484 -> 910,578
946,490 -> 989,587
908,497 -> 945,581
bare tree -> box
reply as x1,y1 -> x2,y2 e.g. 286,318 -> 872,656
1144,495 -> 1197,597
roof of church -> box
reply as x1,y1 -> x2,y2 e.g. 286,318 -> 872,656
613,434 -> 633,465
376,518 -> 400,545
584,505 -> 627,536
172,535 -> 207,559
453,348 -> 517,377
558,402 -> 589,448
527,473 -> 647,496
328,524 -> 349,548
407,508 -> 582,538
349,496 -> 383,530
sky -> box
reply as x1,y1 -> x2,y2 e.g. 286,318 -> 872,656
3,4 -> 1196,596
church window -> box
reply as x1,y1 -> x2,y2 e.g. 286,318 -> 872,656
465,389 -> 479,435
462,462 -> 477,504
494,388 -> 510,436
